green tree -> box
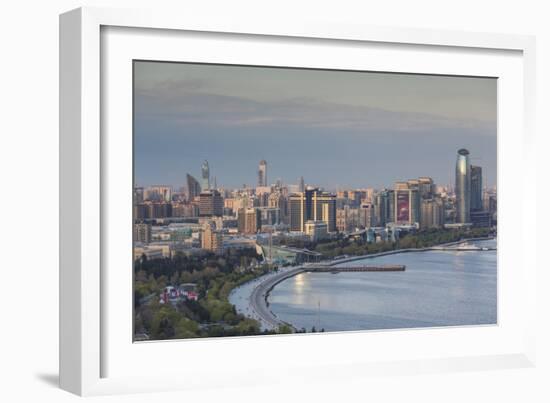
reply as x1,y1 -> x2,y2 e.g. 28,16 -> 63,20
277,324 -> 293,334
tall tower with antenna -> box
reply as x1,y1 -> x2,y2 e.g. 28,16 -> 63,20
299,176 -> 305,192
258,160 -> 267,187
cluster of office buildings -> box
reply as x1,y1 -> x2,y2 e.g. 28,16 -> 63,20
133,150 -> 497,258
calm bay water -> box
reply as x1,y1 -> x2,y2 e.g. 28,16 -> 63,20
268,239 -> 497,332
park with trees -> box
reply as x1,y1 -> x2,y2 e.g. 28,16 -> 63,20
314,226 -> 493,259
134,247 -> 292,340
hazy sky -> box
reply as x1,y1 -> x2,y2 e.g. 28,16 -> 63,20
134,61 -> 497,190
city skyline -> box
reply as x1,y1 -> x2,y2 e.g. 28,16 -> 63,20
133,61 -> 498,340
134,61 -> 497,189
136,155 -> 496,194
134,147 -> 496,246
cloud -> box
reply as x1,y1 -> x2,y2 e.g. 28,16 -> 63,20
135,85 -> 493,135
132,68 -> 497,189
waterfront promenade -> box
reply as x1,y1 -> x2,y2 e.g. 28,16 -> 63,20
242,237 -> 496,331
249,267 -> 304,329
248,264 -> 406,329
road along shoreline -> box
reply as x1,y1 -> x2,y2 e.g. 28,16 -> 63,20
245,236 -> 496,331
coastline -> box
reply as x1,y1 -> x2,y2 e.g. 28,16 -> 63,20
230,236 -> 496,331
325,236 -> 496,266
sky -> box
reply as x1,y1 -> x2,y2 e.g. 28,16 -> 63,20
134,61 -> 497,191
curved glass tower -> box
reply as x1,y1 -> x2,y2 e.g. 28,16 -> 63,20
455,148 -> 471,223
186,173 -> 201,200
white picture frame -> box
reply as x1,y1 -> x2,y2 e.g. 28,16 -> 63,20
59,6 -> 537,396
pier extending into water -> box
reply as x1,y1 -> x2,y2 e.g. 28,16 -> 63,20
248,264 -> 406,330
244,237 -> 496,331
306,264 -> 406,273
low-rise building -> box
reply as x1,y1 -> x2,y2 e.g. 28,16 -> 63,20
134,246 -> 164,261
305,220 -> 328,242
470,210 -> 492,228
178,283 -> 199,301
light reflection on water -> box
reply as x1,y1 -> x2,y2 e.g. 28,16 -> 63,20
268,239 -> 497,332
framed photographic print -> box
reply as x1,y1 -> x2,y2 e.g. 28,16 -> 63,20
60,7 -> 537,396
132,61 -> 498,340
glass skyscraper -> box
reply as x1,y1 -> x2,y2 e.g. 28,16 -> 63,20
201,160 -> 210,191
455,148 -> 471,223
186,173 -> 201,201
470,165 -> 483,211
257,160 -> 267,187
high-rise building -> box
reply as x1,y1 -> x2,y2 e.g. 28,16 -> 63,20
147,202 -> 172,218
255,185 -> 271,207
268,192 -> 288,223
336,190 -> 348,200
298,176 -> 305,192
420,198 -> 444,229
237,210 -> 245,233
133,222 -> 152,244
199,190 -> 223,217
455,148 -> 471,223
387,190 -> 395,223
393,182 -> 419,225
289,193 -> 306,232
237,207 -> 261,234
134,187 -> 144,204
186,173 -> 201,201
170,202 -> 199,218
470,165 -> 483,212
187,203 -> 200,217
483,192 -> 497,216
289,188 -> 336,232
224,197 -> 249,213
145,185 -> 172,202
410,189 -> 420,224
375,190 -> 390,227
348,190 -> 362,208
406,180 -> 421,224
336,207 -> 348,232
201,160 -> 210,191
394,187 -> 410,224
365,188 -> 375,203
418,177 -> 435,198
259,207 -> 280,226
360,202 -> 375,228
312,190 -> 337,232
337,207 -> 361,231
258,160 -> 267,187
134,203 -> 149,220
201,222 -> 223,254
